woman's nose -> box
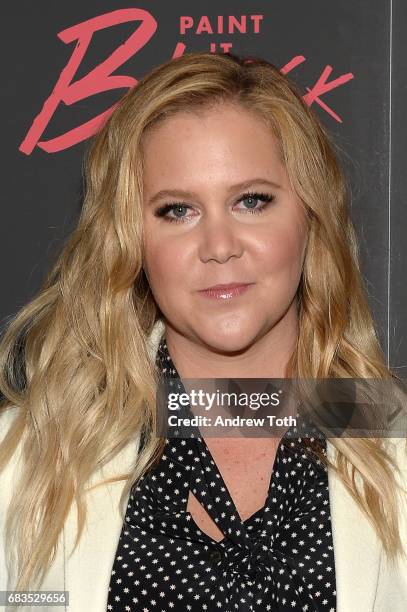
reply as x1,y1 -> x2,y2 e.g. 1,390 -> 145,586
197,214 -> 244,264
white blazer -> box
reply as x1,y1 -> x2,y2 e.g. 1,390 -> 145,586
1,330 -> 407,612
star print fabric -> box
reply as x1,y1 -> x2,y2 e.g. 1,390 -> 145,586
106,335 -> 337,611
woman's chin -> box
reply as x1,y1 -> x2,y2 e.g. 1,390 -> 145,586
196,327 -> 260,355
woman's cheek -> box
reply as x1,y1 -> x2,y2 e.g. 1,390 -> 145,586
147,247 -> 184,301
257,230 -> 303,273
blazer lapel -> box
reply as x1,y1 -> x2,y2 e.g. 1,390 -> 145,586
63,435 -> 141,612
327,440 -> 381,612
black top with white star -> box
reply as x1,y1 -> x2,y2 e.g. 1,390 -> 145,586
106,336 -> 337,611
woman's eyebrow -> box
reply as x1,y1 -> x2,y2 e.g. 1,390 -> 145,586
147,178 -> 282,206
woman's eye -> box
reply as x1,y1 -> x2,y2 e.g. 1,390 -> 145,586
154,191 -> 274,224
236,192 -> 274,212
154,203 -> 194,223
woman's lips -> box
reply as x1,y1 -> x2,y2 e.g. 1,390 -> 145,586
198,283 -> 254,300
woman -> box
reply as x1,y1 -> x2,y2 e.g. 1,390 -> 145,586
0,51 -> 406,612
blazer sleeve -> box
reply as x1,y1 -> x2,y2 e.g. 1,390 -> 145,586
373,437 -> 407,611
0,406 -> 21,597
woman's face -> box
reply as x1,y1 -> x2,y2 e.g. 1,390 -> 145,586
141,103 -> 309,353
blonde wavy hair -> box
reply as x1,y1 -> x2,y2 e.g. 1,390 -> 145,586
0,51 -> 406,591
